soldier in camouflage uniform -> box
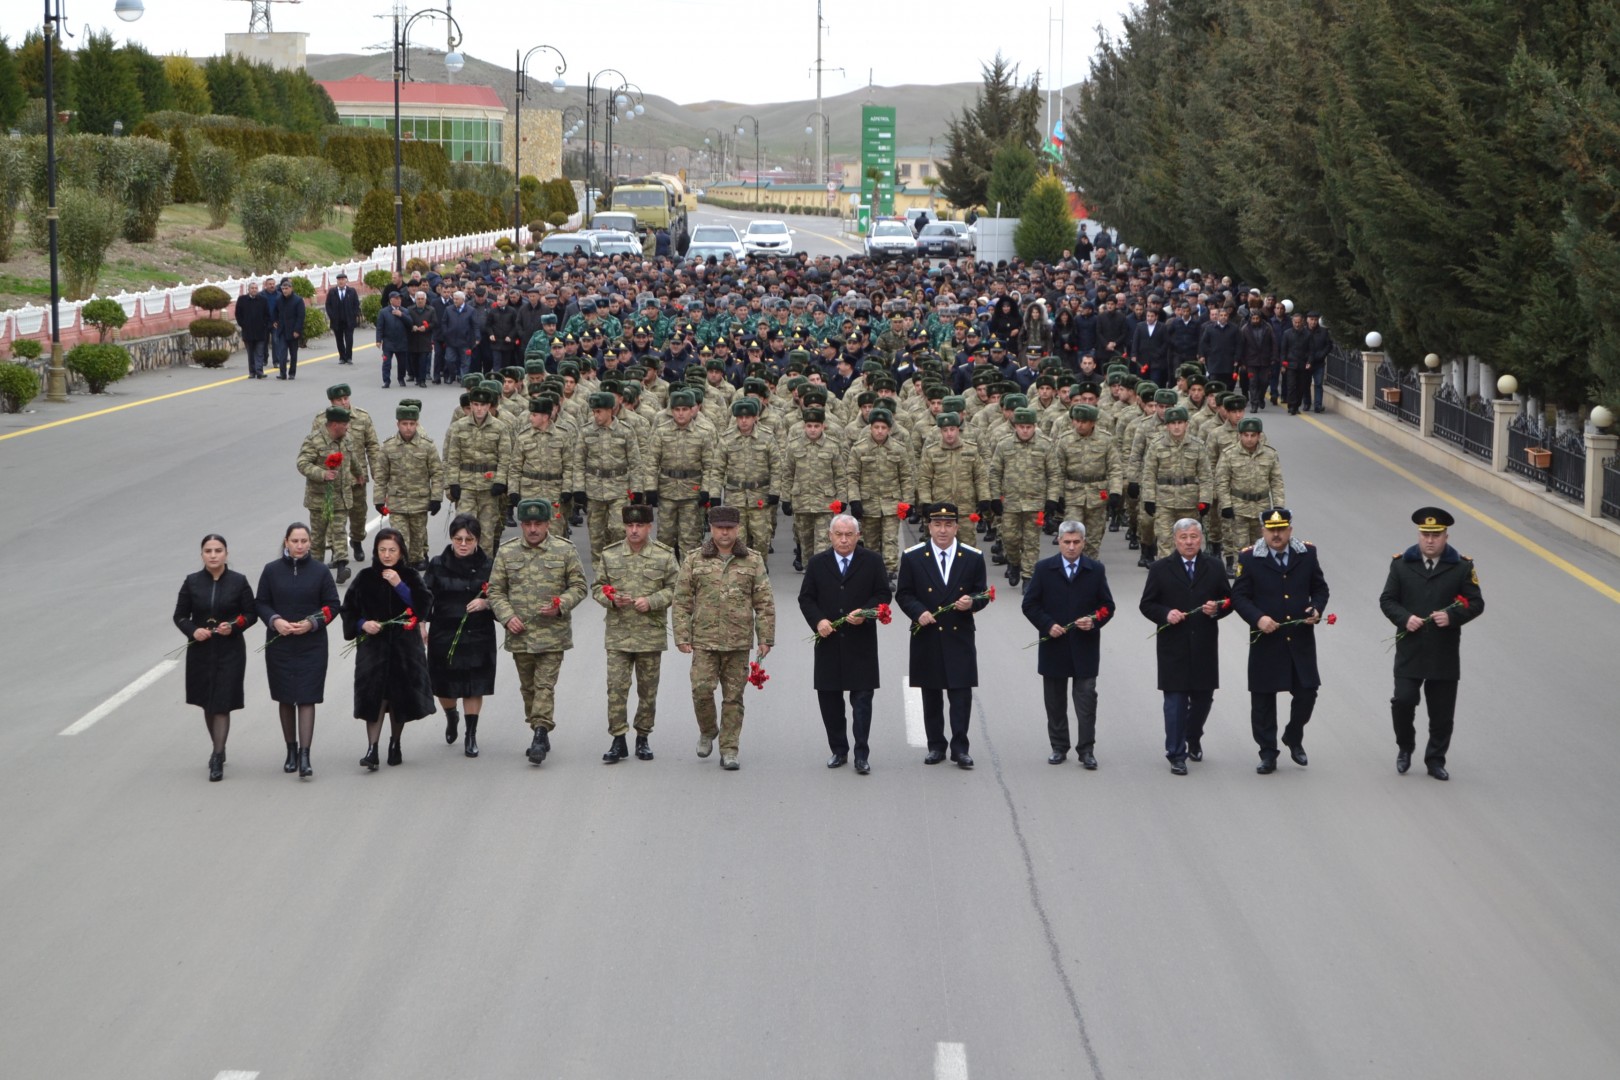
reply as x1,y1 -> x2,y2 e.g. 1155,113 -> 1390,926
918,412 -> 989,545
575,390 -> 645,566
990,406 -> 1062,586
489,498 -> 588,766
594,504 -> 681,763
645,388 -> 713,560
710,397 -> 779,557
1142,406 -> 1214,554
1127,388 -> 1176,563
1054,403 -> 1123,561
311,384 -> 381,563
848,407 -> 915,577
505,396 -> 576,539
1216,416 -> 1286,575
373,403 -> 445,567
674,504 -> 775,770
782,405 -> 850,570
296,405 -> 355,583
1119,380 -> 1158,551
443,386 -> 511,557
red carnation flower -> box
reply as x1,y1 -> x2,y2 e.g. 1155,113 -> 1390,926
484,471 -> 495,480
324,452 -> 344,469
1035,511 -> 1046,527
969,513 -> 981,523
321,606 -> 333,622
757,499 -> 765,508
829,499 -> 843,513
896,501 -> 911,518
379,504 -> 389,516
987,586 -> 996,602
1325,613 -> 1337,625
1098,490 -> 1108,502
1096,606 -> 1110,620
404,617 -> 418,631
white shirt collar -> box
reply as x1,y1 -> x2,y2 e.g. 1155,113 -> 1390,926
933,541 -> 958,560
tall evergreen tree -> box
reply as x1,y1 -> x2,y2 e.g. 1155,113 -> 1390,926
73,30 -> 141,135
15,29 -> 74,111
985,142 -> 1038,218
121,42 -> 170,116
0,37 -> 26,132
164,55 -> 212,115
938,53 -> 1043,211
204,54 -> 260,121
1014,174 -> 1075,261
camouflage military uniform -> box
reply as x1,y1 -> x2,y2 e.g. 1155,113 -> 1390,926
647,420 -> 714,558
710,428 -> 779,554
674,538 -> 775,759
918,437 -> 988,544
1216,440 -> 1285,556
594,538 -> 680,738
991,430 -> 1061,574
506,416 -> 577,518
783,427 -> 849,560
488,530 -> 587,733
1127,415 -> 1167,553
311,406 -> 379,547
1142,433 -> 1213,549
374,430 -> 445,565
576,417 -> 643,564
296,427 -> 353,568
848,434 -> 915,573
1055,426 -> 1123,560
444,414 -> 511,556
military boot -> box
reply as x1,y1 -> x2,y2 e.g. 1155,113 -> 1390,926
696,731 -> 715,758
720,752 -> 739,770
603,734 -> 629,763
1137,544 -> 1154,569
527,727 -> 550,764
1009,564 -> 1023,587
1126,529 -> 1139,550
635,735 -> 654,760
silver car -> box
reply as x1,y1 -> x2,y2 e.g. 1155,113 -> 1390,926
864,219 -> 917,262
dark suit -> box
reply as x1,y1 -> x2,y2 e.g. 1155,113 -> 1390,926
1231,539 -> 1329,761
896,539 -> 990,759
1378,544 -> 1484,767
1139,550 -> 1234,763
1130,318 -> 1171,385
1021,552 -> 1116,753
798,545 -> 892,758
324,285 -> 360,363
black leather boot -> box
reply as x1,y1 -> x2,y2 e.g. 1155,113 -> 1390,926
284,741 -> 299,773
208,752 -> 223,782
603,734 -> 629,763
444,707 -> 460,744
464,714 -> 479,757
387,736 -> 403,766
360,743 -> 379,771
527,728 -> 550,764
298,748 -> 313,777
635,734 -> 653,760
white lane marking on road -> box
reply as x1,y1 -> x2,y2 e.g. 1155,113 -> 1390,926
934,1041 -> 969,1080
365,514 -> 381,535
213,1072 -> 260,1080
59,660 -> 180,736
905,685 -> 927,747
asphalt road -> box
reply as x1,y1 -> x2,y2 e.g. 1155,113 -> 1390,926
2,350 -> 1618,1080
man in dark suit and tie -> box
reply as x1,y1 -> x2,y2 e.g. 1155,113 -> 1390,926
1231,507 -> 1330,773
324,272 -> 360,364
1139,517 -> 1234,774
1021,520 -> 1116,768
799,513 -> 892,773
896,502 -> 991,768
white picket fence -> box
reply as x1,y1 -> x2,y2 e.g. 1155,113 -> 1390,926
0,226 -> 531,339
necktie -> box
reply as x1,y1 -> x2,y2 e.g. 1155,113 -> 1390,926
1425,559 -> 1435,573
938,550 -> 950,580
838,556 -> 849,578
1066,561 -> 1076,580
1277,552 -> 1288,572
1186,559 -> 1197,580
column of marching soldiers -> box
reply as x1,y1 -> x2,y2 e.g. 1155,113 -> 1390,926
295,351 -> 1284,766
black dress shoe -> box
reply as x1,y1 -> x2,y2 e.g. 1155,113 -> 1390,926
208,752 -> 223,782
1079,750 -> 1097,770
284,741 -> 299,773
444,707 -> 460,744
527,728 -> 550,764
1170,760 -> 1189,775
1048,750 -> 1067,765
826,754 -> 847,768
1256,758 -> 1277,774
360,743 -> 380,771
792,554 -> 804,572
1427,764 -> 1449,781
924,749 -> 946,765
1396,749 -> 1412,774
1288,745 -> 1308,767
853,758 -> 870,774
1187,745 -> 1203,762
634,735 -> 653,760
953,753 -> 974,769
603,734 -> 629,763
387,737 -> 403,766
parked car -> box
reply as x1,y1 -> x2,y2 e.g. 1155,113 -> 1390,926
538,233 -> 599,257
590,230 -> 642,256
917,222 -> 966,257
685,244 -> 745,264
590,211 -> 641,236
864,218 -> 917,262
741,219 -> 795,257
938,220 -> 974,253
689,224 -> 745,260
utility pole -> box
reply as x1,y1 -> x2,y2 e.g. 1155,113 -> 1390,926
814,0 -> 823,185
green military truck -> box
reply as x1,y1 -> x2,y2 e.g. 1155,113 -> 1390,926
610,174 -> 691,250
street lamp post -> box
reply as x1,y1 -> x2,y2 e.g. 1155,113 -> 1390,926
584,70 -> 631,226
737,114 -> 760,210
41,0 -> 145,404
804,110 -> 829,185
513,43 -> 568,245
702,127 -> 724,184
393,6 -> 465,275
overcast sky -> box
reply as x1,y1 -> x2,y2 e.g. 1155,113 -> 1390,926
61,0 -> 1135,109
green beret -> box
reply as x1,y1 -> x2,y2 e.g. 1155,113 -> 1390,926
326,383 -> 351,400
1012,407 -> 1038,425
868,408 -> 894,426
1002,393 -> 1029,410
468,388 -> 496,405
1238,417 -> 1263,433
802,407 -> 826,424
461,373 -> 482,389
588,392 -> 616,410
325,405 -> 351,423
731,398 -> 760,417
1164,406 -> 1190,422
622,504 -> 655,525
1154,389 -> 1179,406
669,389 -> 696,408
936,411 -> 963,428
1070,404 -> 1100,421
515,498 -> 553,522
395,405 -> 420,421
524,359 -> 547,375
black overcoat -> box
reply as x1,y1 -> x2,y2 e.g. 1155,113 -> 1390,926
340,563 -> 435,722
172,567 -> 257,712
255,553 -> 339,704
798,545 -> 891,691
1139,551 -> 1234,692
423,544 -> 497,696
896,541 -> 990,689
1020,553 -> 1115,679
1378,544 -> 1484,680
1230,540 -> 1329,693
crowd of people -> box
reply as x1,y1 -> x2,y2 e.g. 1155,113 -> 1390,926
174,235 -> 1482,785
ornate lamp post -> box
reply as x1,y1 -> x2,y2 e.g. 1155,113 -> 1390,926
393,6 -> 465,274
737,114 -> 761,210
513,43 -> 568,243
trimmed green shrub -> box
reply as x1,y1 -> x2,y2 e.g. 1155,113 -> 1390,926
363,268 -> 392,291
237,180 -> 296,270
190,284 -> 232,312
0,361 -> 42,412
546,211 -> 568,227
66,342 -> 132,393
288,275 -> 315,299
81,298 -> 129,341
192,141 -> 236,229
412,190 -> 448,240
405,257 -> 430,274
1014,174 -> 1075,263
58,186 -> 124,300
351,188 -> 396,255
114,135 -> 177,242
302,308 -> 329,341
360,293 -> 382,325
495,235 -> 515,253
191,348 -> 231,367
169,127 -> 200,203
9,339 -> 44,361
187,317 -> 235,338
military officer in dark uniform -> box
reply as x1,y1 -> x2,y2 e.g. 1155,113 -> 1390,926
1378,507 -> 1485,780
1230,508 -> 1330,773
896,503 -> 991,768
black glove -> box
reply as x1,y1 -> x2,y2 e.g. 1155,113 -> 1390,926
1197,502 -> 1209,516
1143,501 -> 1156,516
1107,493 -> 1122,510
429,500 -> 442,515
508,491 -> 522,509
977,500 -> 992,518
696,490 -> 710,508
1127,482 -> 1140,499
1044,499 -> 1061,517
849,500 -> 865,520
990,499 -> 1003,516
644,491 -> 659,508
782,501 -> 794,516
1221,506 -> 1234,520
1056,498 -> 1066,514
374,504 -> 386,515
906,503 -> 921,523
448,484 -> 461,503
630,491 -> 646,505
766,493 -> 779,506
574,491 -> 588,507
490,482 -> 507,497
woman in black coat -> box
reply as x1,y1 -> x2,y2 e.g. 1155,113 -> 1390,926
172,534 -> 257,781
423,514 -> 496,757
341,527 -> 435,770
256,521 -> 340,779
1052,308 -> 1083,371
988,296 -> 1022,354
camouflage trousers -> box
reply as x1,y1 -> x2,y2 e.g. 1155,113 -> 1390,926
463,490 -> 504,557
512,651 -> 564,731
305,502 -> 349,567
1075,500 -> 1108,561
723,494 -> 774,555
606,650 -> 662,736
391,511 -> 429,565
794,511 -> 832,563
689,648 -> 748,753
863,510 -> 901,573
1124,493 -> 1140,537
1137,500 -> 1157,552
1001,510 -> 1042,571
1226,508 -> 1266,556
1154,506 -> 1203,552
350,484 -> 370,543
587,495 -> 629,564
657,498 -> 705,559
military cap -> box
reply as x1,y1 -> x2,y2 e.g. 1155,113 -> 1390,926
1187,373 -> 1207,387
862,360 -> 885,374
1163,406 -> 1190,422
620,382 -> 641,400
1011,407 -> 1038,425
1412,506 -> 1455,532
927,502 -> 960,521
731,398 -> 760,417
801,387 -> 828,405
923,384 -> 946,400
540,313 -> 559,324
705,358 -> 726,372
502,366 -> 525,382
326,383 -> 351,400
868,408 -> 894,426
936,411 -> 963,428
580,298 -> 598,312
394,404 -> 419,421
827,336 -> 845,350
400,397 -> 422,410
1035,375 -> 1056,390
1206,380 -> 1227,395
1137,380 -> 1159,396
971,369 -> 997,387
524,359 -> 547,375
515,498 -> 553,522
559,362 -> 581,378
688,385 -> 707,403
1262,507 -> 1292,529
1107,363 -> 1130,375
708,505 -> 742,527
1121,374 -> 1142,389
1075,381 -> 1101,397
746,339 -> 763,350
622,504 -> 655,525
1002,393 -> 1029,410
461,373 -> 483,389
989,338 -> 1006,350
587,391 -> 616,410
942,395 -> 967,412
1151,389 -> 1176,407
1224,393 -> 1248,410
787,375 -> 808,391
459,392 -> 471,407
1238,417 -> 1263,433
669,389 -> 696,408
324,405 -> 351,423
529,397 -> 555,414
468,387 -> 497,405
563,333 -> 577,344
802,407 -> 826,423
1105,371 -> 1125,386
1070,403 -> 1100,421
